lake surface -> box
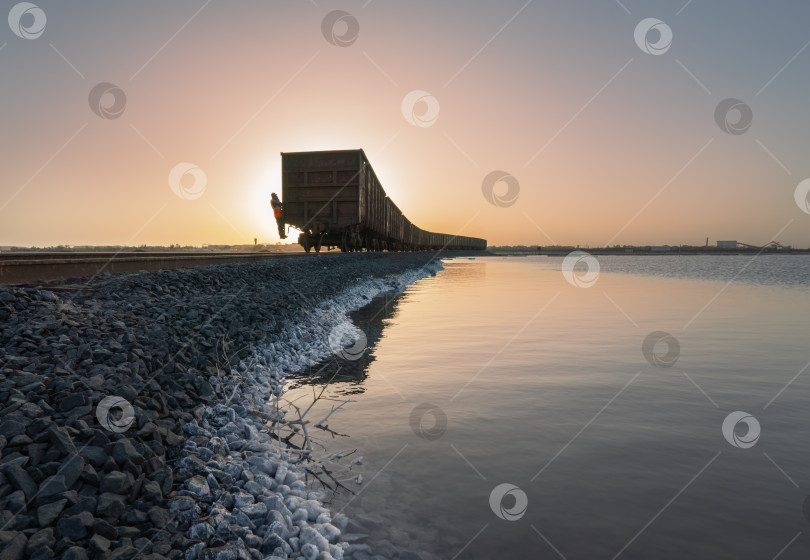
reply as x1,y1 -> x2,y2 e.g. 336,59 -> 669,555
285,255 -> 810,559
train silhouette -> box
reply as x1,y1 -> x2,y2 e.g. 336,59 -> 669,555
281,149 -> 487,253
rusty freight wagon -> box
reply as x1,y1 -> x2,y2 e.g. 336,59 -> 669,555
280,149 -> 487,253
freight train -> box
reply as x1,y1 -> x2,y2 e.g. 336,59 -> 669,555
280,149 -> 487,253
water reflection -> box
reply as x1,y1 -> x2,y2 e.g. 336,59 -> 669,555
287,260 -> 488,397
287,292 -> 404,396
280,256 -> 810,559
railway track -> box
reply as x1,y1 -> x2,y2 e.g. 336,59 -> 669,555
0,251 -> 316,286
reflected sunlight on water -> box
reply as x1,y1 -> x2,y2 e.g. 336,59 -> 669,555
284,256 -> 810,559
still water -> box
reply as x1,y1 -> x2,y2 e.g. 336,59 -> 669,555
285,255 -> 810,559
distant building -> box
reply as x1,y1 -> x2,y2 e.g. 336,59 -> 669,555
651,245 -> 671,252
717,240 -> 737,249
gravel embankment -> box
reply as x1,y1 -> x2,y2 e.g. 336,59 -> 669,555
0,253 -> 442,560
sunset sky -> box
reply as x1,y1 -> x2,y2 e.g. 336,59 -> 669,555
2,1 -> 810,247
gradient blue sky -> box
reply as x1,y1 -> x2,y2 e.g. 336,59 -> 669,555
2,0 -> 810,247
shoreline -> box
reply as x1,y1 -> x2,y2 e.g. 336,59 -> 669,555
0,254 -> 443,560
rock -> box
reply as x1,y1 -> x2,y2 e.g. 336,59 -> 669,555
147,506 -> 172,528
111,439 -> 143,466
0,533 -> 27,560
38,474 -> 68,500
47,426 -> 77,455
25,528 -> 54,555
0,418 -> 26,440
154,467 -> 174,496
58,393 -> 86,413
56,511 -> 93,540
6,490 -> 25,514
61,454 -> 85,488
93,518 -> 118,540
100,471 -> 132,494
60,547 -> 88,560
185,542 -> 205,560
62,495 -> 96,518
300,527 -> 329,552
260,533 -> 286,554
2,465 -> 36,500
142,480 -> 163,502
316,523 -> 340,544
96,492 -> 126,519
300,543 -> 318,560
81,446 -> 109,468
215,520 -> 230,540
204,546 -> 237,560
36,499 -> 66,527
188,522 -> 214,540
300,499 -> 324,522
273,463 -> 287,485
240,503 -> 267,519
108,545 -> 138,560
88,533 -> 111,555
185,475 -> 209,497
233,492 -> 254,508
122,509 -> 148,526
27,547 -> 54,560
398,551 -> 423,560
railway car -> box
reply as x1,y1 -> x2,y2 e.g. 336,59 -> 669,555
280,149 -> 487,253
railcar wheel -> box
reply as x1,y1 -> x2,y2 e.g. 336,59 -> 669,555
302,237 -> 311,253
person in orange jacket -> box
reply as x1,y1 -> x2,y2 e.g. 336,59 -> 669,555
271,193 -> 286,239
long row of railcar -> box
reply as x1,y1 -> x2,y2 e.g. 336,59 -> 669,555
280,149 -> 487,253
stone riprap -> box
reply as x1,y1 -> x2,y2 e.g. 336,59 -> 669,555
0,253 -> 442,560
